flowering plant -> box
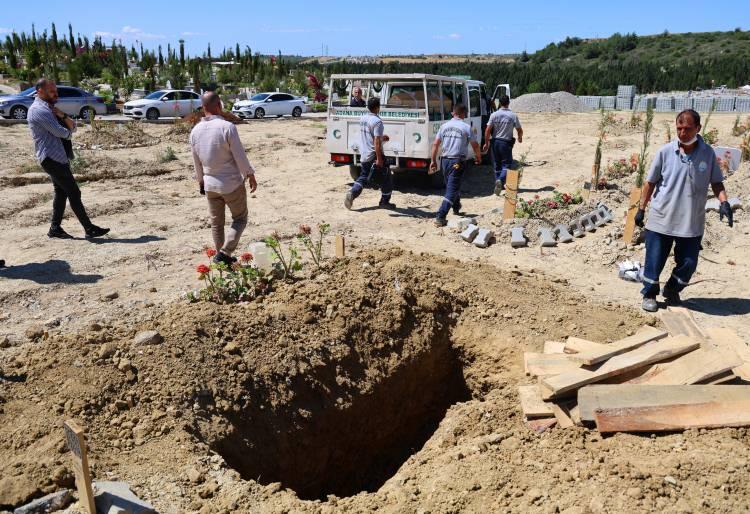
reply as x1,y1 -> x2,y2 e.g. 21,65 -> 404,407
515,190 -> 583,218
188,253 -> 273,304
702,127 -> 719,146
264,231 -> 302,280
297,223 -> 331,270
605,153 -> 639,180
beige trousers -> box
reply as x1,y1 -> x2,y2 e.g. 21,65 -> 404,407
206,184 -> 248,255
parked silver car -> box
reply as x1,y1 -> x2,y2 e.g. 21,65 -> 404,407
0,86 -> 106,120
231,92 -> 305,119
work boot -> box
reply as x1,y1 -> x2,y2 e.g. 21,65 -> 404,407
494,180 -> 505,196
48,226 -> 74,239
434,217 -> 447,227
641,297 -> 658,312
452,201 -> 462,216
378,200 -> 396,210
0,259 -> 5,268
85,225 -> 110,239
344,191 -> 354,210
662,287 -> 682,306
212,251 -> 234,267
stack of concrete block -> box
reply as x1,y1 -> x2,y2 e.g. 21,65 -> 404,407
674,97 -> 693,111
579,96 -> 602,109
617,85 -> 637,98
693,97 -> 716,112
616,97 -> 632,110
715,96 -> 736,112
633,96 -> 656,111
655,97 -> 674,112
736,97 -> 750,112
600,96 -> 616,109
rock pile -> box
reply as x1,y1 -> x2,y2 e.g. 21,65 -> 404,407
510,91 -> 592,113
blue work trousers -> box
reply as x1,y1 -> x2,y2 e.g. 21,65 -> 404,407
350,160 -> 393,203
640,229 -> 702,298
437,158 -> 464,219
491,138 -> 513,186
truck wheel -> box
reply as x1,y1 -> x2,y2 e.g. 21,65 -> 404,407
349,165 -> 361,181
292,106 -> 302,117
146,108 -> 160,120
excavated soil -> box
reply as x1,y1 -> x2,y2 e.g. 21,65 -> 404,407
3,249 -> 750,513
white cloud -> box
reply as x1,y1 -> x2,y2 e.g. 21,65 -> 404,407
181,31 -> 207,37
0,28 -> 13,34
93,26 -> 165,41
260,27 -> 352,34
433,33 -> 462,40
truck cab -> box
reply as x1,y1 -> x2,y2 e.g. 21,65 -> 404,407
326,74 -> 493,183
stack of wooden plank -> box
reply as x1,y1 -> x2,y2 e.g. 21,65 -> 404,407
518,307 -> 750,433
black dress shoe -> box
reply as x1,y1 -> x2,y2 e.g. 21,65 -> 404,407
0,259 -> 5,268
212,251 -> 234,266
48,226 -> 74,239
85,225 -> 110,239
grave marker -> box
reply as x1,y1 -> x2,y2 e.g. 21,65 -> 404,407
63,420 -> 96,514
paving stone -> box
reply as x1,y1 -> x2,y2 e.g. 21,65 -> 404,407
728,197 -> 743,210
447,217 -> 476,230
714,146 -> 741,172
13,489 -> 72,514
94,481 -> 155,514
579,213 -> 596,232
705,198 -> 720,212
537,227 -> 557,247
460,224 -> 479,242
553,224 -> 574,243
511,227 -> 527,247
473,228 -> 494,248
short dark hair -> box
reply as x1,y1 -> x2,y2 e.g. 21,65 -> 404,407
201,91 -> 221,108
453,103 -> 467,116
499,95 -> 510,107
676,109 -> 700,126
35,78 -> 53,91
367,97 -> 380,112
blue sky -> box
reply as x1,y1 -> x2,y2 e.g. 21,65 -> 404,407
1,0 -> 748,56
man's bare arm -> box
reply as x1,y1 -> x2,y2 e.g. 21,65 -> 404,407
639,181 -> 656,208
430,137 -> 441,172
483,126 -> 492,151
374,136 -> 384,167
516,127 -> 523,143
471,141 -> 482,164
711,182 -> 728,203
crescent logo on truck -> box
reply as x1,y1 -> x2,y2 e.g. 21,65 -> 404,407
326,73 -> 510,186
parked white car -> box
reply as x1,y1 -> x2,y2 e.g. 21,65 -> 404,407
123,89 -> 201,120
231,92 -> 305,119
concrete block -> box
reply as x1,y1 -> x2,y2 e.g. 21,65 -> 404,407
729,197 -> 743,210
13,490 -> 73,514
447,216 -> 476,230
580,213 -> 596,232
473,228 -> 494,248
714,146 -> 741,172
94,481 -> 155,514
596,204 -> 614,223
553,224 -> 574,243
705,198 -> 720,212
537,227 -> 557,247
460,224 -> 479,242
511,227 -> 527,247
570,220 -> 585,238
591,210 -> 607,227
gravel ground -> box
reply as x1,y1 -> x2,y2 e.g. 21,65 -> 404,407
511,92 -> 593,113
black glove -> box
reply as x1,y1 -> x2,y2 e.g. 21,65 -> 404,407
719,201 -> 733,227
634,208 -> 645,228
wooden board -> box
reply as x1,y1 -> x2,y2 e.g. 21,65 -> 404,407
590,385 -> 750,432
524,352 -> 581,377
637,348 -> 741,385
699,371 -> 736,385
544,341 -> 566,354
64,420 -> 96,514
335,234 -> 345,258
564,337 -> 607,354
660,307 -> 707,340
518,385 -> 555,418
525,417 -> 557,433
708,328 -> 750,380
502,169 -> 520,220
568,326 -> 668,365
568,405 -> 582,426
550,403 -> 575,428
541,336 -> 700,399
622,186 -> 641,244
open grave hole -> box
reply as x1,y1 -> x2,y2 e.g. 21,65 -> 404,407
196,301 -> 471,500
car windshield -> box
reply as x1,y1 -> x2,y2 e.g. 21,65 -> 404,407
20,87 -> 36,96
144,91 -> 166,100
250,94 -> 270,101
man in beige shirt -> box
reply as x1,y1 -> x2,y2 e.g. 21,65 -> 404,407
190,92 -> 258,265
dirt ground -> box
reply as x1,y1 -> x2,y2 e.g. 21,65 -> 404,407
0,112 -> 749,513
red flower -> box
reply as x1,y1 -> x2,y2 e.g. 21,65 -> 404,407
205,248 -> 217,258
196,264 -> 210,274
299,224 -> 312,236
240,252 -> 253,263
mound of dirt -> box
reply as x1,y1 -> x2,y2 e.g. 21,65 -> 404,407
10,248 -> 747,514
75,121 -> 157,150
511,91 -> 592,113
161,111 -> 245,144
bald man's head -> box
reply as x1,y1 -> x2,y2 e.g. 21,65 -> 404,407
201,92 -> 222,115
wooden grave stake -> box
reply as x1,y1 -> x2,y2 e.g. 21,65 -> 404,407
64,420 -> 96,514
502,169 -> 520,221
334,234 -> 345,258
622,186 -> 642,243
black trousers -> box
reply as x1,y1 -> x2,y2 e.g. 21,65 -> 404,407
40,157 -> 92,229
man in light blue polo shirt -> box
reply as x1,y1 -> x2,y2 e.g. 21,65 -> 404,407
430,103 -> 481,227
482,94 -> 523,196
636,109 -> 733,312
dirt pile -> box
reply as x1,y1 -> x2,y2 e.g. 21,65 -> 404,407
75,121 -> 157,150
511,92 -> 592,113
